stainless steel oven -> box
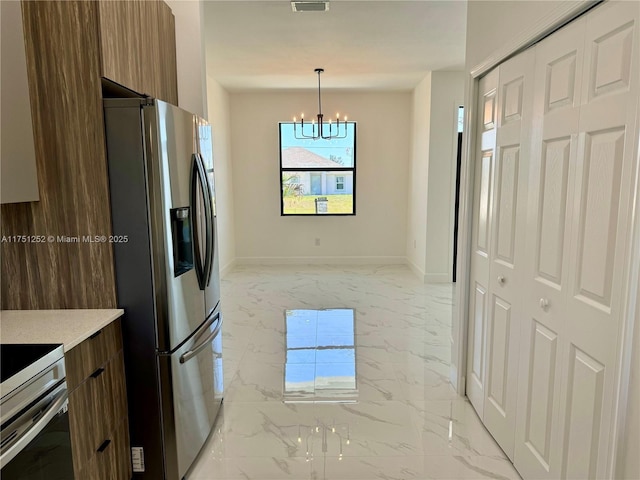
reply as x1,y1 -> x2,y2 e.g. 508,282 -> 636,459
0,344 -> 74,480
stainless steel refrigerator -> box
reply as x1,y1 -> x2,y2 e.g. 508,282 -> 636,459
103,98 -> 223,480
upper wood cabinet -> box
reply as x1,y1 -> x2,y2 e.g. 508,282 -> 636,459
97,0 -> 143,94
1,0 -> 178,308
158,1 -> 179,105
98,0 -> 178,104
0,1 -> 40,204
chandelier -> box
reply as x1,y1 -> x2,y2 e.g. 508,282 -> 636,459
293,68 -> 348,140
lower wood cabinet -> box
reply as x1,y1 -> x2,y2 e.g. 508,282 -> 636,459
77,418 -> 131,480
66,320 -> 132,480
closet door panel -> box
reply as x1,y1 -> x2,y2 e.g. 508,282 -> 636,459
487,295 -> 512,413
535,137 -> 571,285
494,145 -> 520,265
562,345 -> 605,479
483,48 -> 534,461
466,70 -> 499,416
523,320 -> 558,468
560,2 -> 639,477
514,16 -> 585,479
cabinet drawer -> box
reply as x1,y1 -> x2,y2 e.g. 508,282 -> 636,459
69,352 -> 128,471
77,417 -> 132,480
66,319 -> 122,390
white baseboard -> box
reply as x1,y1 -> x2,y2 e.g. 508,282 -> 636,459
406,259 -> 426,280
449,364 -> 460,394
235,256 -> 407,266
406,260 -> 452,284
424,273 -> 451,283
219,258 -> 237,278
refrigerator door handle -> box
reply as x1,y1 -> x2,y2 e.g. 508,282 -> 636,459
196,153 -> 215,288
179,312 -> 223,364
190,153 -> 212,290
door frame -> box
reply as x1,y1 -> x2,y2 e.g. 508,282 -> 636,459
452,0 -> 639,476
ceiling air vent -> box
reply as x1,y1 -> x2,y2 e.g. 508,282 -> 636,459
291,1 -> 329,12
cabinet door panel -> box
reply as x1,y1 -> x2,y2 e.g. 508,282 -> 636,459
66,319 -> 122,390
98,0 -> 143,92
77,417 -> 132,480
69,352 -> 128,472
158,1 -> 178,104
140,0 -> 162,98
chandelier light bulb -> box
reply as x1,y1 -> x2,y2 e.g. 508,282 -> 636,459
346,439 -> 350,445
344,116 -> 348,121
298,437 -> 302,443
336,112 -> 340,118
301,113 -> 304,119
293,116 -> 297,122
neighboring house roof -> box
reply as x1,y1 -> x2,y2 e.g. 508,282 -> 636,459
282,147 -> 344,168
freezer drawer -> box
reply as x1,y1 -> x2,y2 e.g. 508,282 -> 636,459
162,309 -> 223,479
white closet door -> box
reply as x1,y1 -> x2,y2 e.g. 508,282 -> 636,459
514,16 -> 586,479
466,69 -> 498,416
483,48 -> 534,460
560,2 -> 639,478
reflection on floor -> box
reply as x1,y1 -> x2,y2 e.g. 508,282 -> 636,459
284,308 -> 357,402
187,265 -> 521,480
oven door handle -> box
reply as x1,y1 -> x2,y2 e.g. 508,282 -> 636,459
0,388 -> 68,469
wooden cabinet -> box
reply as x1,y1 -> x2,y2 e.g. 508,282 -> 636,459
66,320 -> 123,389
0,1 -> 40,204
67,319 -> 132,480
158,1 -> 179,105
97,0 -> 144,94
98,0 -> 178,104
1,0 -> 178,310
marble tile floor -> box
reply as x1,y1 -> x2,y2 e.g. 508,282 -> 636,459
187,265 -> 521,480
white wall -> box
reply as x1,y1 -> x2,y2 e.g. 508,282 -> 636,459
206,78 -> 236,275
166,0 -> 207,118
465,0 -> 585,70
406,74 -> 432,276
424,71 -> 465,283
406,71 -> 464,282
230,91 -> 410,262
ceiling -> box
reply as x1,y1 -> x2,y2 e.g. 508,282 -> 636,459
203,1 -> 467,91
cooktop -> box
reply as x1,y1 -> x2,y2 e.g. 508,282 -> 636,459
0,344 -> 63,388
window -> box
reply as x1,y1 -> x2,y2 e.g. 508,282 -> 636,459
279,122 -> 356,215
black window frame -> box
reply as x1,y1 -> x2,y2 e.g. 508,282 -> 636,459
279,121 -> 357,216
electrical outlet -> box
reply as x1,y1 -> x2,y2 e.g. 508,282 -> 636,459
315,238 -> 320,246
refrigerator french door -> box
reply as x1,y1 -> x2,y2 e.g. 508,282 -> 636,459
104,98 -> 223,480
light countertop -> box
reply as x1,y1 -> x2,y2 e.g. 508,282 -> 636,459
0,309 -> 124,351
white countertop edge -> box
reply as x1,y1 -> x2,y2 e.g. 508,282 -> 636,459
0,309 -> 124,352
